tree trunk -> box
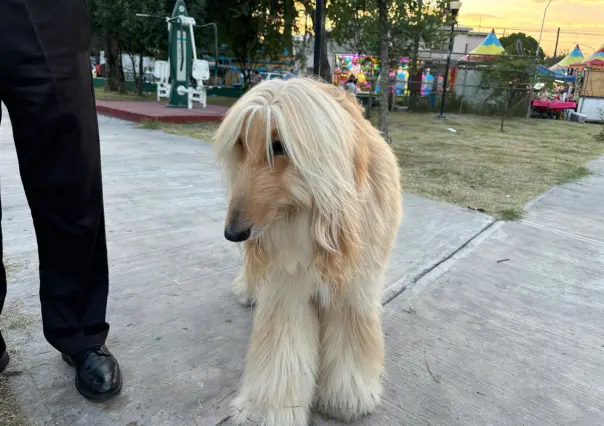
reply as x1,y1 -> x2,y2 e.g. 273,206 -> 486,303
378,0 -> 389,139
105,37 -> 123,92
118,50 -> 125,89
409,0 -> 422,111
365,78 -> 375,120
127,53 -> 138,92
310,1 -> 331,82
319,14 -> 330,81
283,0 -> 294,57
138,52 -> 145,96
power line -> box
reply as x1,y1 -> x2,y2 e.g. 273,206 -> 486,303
459,23 -> 604,37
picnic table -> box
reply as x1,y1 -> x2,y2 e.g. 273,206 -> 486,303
531,99 -> 577,119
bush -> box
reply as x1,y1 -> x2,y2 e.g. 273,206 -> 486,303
595,127 -> 604,143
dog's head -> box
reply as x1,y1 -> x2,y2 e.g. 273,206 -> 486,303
214,78 -> 369,274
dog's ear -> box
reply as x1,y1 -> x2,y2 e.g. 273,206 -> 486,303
311,207 -> 361,289
311,136 -> 370,289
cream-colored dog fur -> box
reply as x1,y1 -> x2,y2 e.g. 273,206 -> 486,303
214,77 -> 402,425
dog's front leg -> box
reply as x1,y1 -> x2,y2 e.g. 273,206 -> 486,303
232,268 -> 255,307
317,283 -> 385,423
230,279 -> 319,426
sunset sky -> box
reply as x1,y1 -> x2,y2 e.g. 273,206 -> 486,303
457,0 -> 604,57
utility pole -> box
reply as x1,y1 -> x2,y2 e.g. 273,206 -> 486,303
526,0 -> 552,119
313,0 -> 323,77
553,27 -> 561,58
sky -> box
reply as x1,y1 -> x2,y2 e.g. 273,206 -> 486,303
457,0 -> 604,57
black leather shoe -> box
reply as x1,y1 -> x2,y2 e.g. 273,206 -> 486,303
62,345 -> 122,401
0,332 -> 9,374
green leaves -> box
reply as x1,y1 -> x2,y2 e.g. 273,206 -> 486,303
328,0 -> 448,64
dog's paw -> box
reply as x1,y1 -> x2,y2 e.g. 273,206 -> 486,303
316,383 -> 380,423
232,276 -> 255,307
230,394 -> 310,426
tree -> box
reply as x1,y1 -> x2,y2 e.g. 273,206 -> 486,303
499,32 -> 544,60
329,0 -> 448,125
378,0 -> 390,138
90,0 -> 207,93
205,0 -> 298,87
90,0 -> 129,91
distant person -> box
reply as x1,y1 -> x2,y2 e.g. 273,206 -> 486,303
284,71 -> 294,80
0,0 -> 122,401
345,75 -> 358,94
251,70 -> 264,87
95,62 -> 102,78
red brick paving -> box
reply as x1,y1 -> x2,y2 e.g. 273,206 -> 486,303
96,100 -> 228,124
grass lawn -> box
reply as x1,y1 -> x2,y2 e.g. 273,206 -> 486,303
138,109 -> 604,220
94,88 -> 156,102
94,87 -> 237,108
388,113 -> 603,220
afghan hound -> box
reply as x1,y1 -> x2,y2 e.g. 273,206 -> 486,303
213,77 -> 403,426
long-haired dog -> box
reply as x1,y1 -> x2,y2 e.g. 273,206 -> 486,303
213,77 -> 402,426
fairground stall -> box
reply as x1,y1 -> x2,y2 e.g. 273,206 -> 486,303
576,42 -> 604,121
453,29 -> 505,104
333,54 -> 412,94
529,48 -> 581,119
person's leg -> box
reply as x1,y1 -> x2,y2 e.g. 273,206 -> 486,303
0,0 -> 120,399
0,107 -> 7,371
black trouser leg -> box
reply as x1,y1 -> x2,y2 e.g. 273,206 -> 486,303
0,127 -> 5,347
0,0 -> 110,355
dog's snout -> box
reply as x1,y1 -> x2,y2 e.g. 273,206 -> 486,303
224,222 -> 251,242
225,209 -> 252,242
224,222 -> 252,243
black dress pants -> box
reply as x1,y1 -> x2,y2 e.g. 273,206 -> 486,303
0,0 -> 110,355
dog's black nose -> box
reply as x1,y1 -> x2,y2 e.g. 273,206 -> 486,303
224,223 -> 251,242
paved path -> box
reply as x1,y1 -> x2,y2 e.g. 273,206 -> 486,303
0,112 -> 603,426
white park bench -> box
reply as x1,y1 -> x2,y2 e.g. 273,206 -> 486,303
152,60 -> 171,102
189,59 -> 210,108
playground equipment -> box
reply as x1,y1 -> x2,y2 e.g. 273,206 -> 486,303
152,60 -> 171,101
136,0 -> 219,109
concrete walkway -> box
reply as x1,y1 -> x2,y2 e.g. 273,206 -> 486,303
0,112 -> 603,426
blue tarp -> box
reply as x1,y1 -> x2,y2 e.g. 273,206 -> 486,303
536,64 -> 576,82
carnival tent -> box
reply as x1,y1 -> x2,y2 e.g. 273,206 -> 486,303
459,29 -> 505,62
454,30 -> 505,102
580,42 -> 604,69
550,44 -> 584,70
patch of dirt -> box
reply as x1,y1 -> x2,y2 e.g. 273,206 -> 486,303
0,376 -> 29,426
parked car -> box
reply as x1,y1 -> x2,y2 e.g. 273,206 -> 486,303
261,72 -> 284,81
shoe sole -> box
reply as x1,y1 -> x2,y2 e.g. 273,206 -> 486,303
62,354 -> 123,401
0,350 -> 9,374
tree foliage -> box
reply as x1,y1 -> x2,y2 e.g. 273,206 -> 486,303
204,0 -> 299,85
328,0 -> 448,129
329,0 -> 448,64
499,32 -> 544,60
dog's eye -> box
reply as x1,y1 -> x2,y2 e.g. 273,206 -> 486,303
271,141 -> 285,156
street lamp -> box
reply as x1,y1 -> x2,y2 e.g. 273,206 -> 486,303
437,1 -> 462,119
526,0 -> 552,118
536,0 -> 552,59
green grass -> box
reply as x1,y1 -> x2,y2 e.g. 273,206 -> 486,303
140,120 -> 162,130
126,106 -> 604,221
94,88 -> 156,102
387,113 -> 603,220
498,208 -> 525,221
